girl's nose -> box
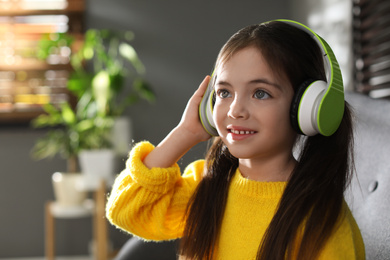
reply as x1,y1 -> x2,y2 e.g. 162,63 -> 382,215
228,97 -> 249,119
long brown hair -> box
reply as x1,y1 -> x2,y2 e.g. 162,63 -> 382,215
180,21 -> 354,260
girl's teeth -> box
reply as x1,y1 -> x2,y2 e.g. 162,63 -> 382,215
232,130 -> 255,134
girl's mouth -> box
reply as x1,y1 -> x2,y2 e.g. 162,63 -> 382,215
227,126 -> 257,141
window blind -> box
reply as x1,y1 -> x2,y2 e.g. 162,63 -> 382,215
352,0 -> 390,98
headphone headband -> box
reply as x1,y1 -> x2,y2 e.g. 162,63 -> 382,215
274,19 -> 343,93
274,20 -> 344,136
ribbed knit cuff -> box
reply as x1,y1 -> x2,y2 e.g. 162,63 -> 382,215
127,141 -> 182,194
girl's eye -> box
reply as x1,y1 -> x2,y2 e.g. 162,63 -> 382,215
253,90 -> 270,100
217,89 -> 231,99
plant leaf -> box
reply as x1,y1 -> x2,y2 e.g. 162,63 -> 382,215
31,104 -> 62,127
109,73 -> 124,93
75,119 -> 95,132
31,130 -> 67,160
119,43 -> 145,74
133,78 -> 156,103
67,72 -> 93,98
92,70 -> 112,116
61,103 -> 76,125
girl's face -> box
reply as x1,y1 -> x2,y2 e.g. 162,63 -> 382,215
213,46 -> 297,164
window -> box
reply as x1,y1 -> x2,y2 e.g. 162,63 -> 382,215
0,0 -> 84,123
352,0 -> 390,98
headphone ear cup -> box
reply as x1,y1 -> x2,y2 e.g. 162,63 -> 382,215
206,90 -> 217,128
199,76 -> 218,136
290,79 -> 314,135
291,80 -> 328,136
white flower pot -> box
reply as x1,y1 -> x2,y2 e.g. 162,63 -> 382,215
52,172 -> 87,207
78,149 -> 115,190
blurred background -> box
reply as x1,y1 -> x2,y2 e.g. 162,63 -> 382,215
0,0 -> 385,258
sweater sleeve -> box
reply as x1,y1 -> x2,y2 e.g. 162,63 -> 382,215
106,141 -> 205,241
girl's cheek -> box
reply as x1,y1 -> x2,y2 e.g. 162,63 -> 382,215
213,104 -> 221,123
213,104 -> 227,136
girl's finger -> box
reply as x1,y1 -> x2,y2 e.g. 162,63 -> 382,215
195,75 -> 211,97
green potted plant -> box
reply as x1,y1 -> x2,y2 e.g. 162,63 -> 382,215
31,102 -> 113,172
67,29 -> 155,188
31,102 -> 113,206
32,29 -> 155,202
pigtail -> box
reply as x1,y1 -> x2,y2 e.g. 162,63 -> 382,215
179,138 -> 238,259
258,102 -> 354,259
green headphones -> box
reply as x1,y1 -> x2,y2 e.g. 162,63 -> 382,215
199,19 -> 344,137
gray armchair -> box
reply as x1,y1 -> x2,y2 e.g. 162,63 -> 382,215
114,238 -> 177,260
345,91 -> 390,260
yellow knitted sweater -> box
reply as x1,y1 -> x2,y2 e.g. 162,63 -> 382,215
106,142 -> 365,259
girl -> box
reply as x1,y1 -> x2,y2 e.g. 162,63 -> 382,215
106,20 -> 365,259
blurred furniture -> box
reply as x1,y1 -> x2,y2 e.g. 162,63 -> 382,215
345,91 -> 390,260
45,180 -> 108,260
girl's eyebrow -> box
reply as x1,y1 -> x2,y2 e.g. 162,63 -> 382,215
215,80 -> 231,87
249,79 -> 283,91
216,78 -> 283,90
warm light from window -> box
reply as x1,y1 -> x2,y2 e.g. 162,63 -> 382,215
0,0 -> 84,122
0,0 -> 68,11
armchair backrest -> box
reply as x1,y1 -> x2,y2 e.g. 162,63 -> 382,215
345,92 -> 390,260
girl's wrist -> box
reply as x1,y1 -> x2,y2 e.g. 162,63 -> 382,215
143,126 -> 200,169
173,125 -> 205,147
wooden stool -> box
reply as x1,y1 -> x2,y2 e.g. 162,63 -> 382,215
45,180 -> 108,260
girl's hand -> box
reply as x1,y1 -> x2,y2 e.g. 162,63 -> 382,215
177,75 -> 213,143
143,76 -> 213,169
